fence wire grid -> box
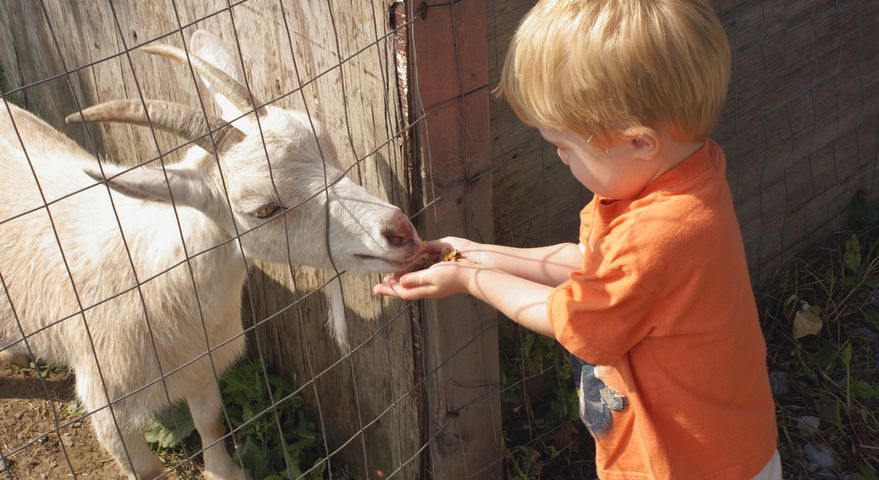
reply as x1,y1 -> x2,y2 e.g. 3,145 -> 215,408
0,0 -> 506,479
1,0 -> 878,479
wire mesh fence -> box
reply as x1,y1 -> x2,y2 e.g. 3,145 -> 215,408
1,0 -> 877,479
0,0 -> 502,478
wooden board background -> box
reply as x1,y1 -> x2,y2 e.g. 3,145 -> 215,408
410,1 -> 503,478
0,0 -> 423,477
487,0 -> 879,288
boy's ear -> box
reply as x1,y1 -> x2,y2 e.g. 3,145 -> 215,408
622,126 -> 659,159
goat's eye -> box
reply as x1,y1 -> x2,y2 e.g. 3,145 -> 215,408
255,203 -> 281,219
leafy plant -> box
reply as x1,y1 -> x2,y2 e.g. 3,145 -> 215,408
10,360 -> 69,379
758,193 -> 879,477
222,361 -> 324,480
500,324 -> 593,479
144,406 -> 196,449
146,360 -> 325,480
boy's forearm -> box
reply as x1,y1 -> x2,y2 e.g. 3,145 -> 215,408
472,242 -> 582,286
465,266 -> 556,337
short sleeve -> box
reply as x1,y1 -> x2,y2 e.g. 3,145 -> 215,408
578,200 -> 598,247
547,265 -> 658,365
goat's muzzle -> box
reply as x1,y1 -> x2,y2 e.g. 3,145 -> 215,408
382,210 -> 419,249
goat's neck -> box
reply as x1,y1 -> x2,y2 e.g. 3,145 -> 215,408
113,159 -> 247,294
176,165 -> 247,281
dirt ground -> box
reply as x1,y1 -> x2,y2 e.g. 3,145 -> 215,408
0,361 -> 206,480
0,361 -> 124,479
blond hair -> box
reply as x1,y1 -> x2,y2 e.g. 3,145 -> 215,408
497,0 -> 731,146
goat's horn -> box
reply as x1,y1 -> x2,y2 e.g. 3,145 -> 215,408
142,44 -> 265,116
65,100 -> 245,154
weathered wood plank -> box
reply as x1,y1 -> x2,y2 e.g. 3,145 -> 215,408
411,0 -> 503,478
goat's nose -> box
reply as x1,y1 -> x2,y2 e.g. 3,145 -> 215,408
381,210 -> 417,248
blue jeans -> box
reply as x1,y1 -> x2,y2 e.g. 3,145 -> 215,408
569,353 -> 628,439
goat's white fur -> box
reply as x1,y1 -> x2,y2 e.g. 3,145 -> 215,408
0,30 -> 419,480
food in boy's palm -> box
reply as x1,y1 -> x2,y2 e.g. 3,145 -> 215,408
406,242 -> 465,272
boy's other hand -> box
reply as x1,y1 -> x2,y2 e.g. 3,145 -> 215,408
373,257 -> 483,300
421,236 -> 481,263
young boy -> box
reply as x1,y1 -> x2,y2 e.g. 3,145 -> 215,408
374,0 -> 780,478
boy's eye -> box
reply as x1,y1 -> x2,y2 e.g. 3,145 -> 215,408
255,203 -> 281,218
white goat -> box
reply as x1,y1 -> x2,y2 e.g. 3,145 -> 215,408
0,30 -> 420,480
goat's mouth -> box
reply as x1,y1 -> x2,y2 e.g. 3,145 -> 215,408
354,253 -> 419,269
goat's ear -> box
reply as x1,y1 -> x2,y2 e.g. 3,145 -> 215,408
85,166 -> 211,211
190,30 -> 245,122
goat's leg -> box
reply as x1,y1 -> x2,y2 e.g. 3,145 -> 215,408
77,376 -> 164,479
88,407 -> 165,479
187,384 -> 246,480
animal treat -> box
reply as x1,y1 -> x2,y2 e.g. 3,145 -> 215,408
442,247 -> 464,262
407,243 -> 465,271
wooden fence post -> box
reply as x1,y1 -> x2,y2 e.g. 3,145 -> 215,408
410,0 -> 503,477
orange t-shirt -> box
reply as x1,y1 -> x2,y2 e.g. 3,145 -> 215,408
547,140 -> 777,479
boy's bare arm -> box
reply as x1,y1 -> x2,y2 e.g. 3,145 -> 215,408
466,266 -> 556,337
428,237 -> 582,286
376,260 -> 556,337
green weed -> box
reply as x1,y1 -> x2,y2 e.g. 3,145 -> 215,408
10,361 -> 69,379
146,360 -> 326,480
500,325 -> 593,479
759,193 -> 879,478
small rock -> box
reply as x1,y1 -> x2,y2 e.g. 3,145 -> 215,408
60,432 -> 74,448
769,371 -> 789,396
803,442 -> 835,472
869,290 -> 879,309
797,415 -> 820,436
0,456 -> 10,472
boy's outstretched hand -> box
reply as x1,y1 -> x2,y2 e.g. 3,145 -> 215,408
374,236 -> 556,337
373,237 -> 484,300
